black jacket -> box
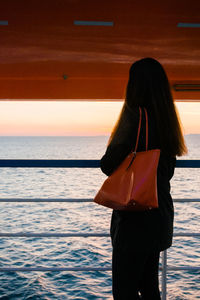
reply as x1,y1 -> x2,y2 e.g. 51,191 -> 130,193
100,106 -> 176,252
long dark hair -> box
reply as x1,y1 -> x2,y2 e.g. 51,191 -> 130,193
108,57 -> 187,156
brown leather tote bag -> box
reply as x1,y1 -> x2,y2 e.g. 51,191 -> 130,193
94,107 -> 160,211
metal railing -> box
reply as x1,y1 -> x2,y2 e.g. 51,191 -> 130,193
0,159 -> 199,300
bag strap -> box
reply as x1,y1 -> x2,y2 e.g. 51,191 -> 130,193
134,107 -> 148,153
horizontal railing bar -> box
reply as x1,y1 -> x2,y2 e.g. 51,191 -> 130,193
0,232 -> 199,238
0,159 -> 199,168
0,159 -> 100,168
0,266 -> 199,272
173,199 -> 200,202
0,198 -> 199,203
0,198 -> 93,202
175,160 -> 200,168
173,233 -> 200,237
0,233 -> 110,237
0,267 -> 111,272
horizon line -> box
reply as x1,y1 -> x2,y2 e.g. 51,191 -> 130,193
0,133 -> 199,137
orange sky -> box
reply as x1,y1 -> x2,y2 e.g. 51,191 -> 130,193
0,101 -> 199,136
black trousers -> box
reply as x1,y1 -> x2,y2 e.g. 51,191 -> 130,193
112,247 -> 161,300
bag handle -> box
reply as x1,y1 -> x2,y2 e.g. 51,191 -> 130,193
133,107 -> 148,153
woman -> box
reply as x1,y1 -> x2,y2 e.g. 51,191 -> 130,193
100,58 -> 187,299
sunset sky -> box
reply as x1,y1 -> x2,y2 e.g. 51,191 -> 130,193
0,101 -> 199,136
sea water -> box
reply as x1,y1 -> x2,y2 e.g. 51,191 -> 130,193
0,135 -> 199,300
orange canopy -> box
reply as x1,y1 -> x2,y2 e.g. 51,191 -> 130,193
0,0 -> 199,101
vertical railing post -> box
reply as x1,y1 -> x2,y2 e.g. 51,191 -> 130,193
161,250 -> 167,300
